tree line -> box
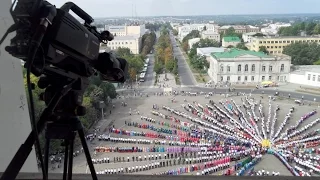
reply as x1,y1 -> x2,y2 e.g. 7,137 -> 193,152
141,32 -> 156,56
154,28 -> 178,75
278,22 -> 320,36
283,42 -> 320,65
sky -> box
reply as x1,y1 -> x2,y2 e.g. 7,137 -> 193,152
48,0 -> 320,17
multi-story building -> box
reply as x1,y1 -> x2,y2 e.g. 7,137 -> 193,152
101,35 -> 141,54
105,24 -> 146,37
178,24 -> 217,40
261,23 -> 291,35
207,48 -> 291,83
222,37 -> 241,47
289,65 -> 320,87
218,25 -> 259,34
242,32 -> 263,43
250,36 -> 320,55
201,31 -> 220,42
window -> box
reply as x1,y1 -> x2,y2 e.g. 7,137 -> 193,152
269,66 -> 273,72
251,64 -> 255,71
220,66 -> 224,72
238,65 -> 241,72
251,76 -> 255,81
308,74 -> 311,80
318,75 -> 320,82
262,65 -> 266,72
227,66 -> 230,72
262,76 -> 265,81
244,76 -> 248,81
269,76 -> 272,80
220,76 -> 223,81
245,64 -> 248,72
313,75 -> 316,81
238,76 -> 241,81
280,64 -> 284,72
227,76 -> 230,81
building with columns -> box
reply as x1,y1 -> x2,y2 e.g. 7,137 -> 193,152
207,49 -> 291,83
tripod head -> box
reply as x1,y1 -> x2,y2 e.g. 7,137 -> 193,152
37,67 -> 89,117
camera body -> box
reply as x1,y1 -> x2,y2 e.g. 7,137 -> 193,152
5,0 -> 127,81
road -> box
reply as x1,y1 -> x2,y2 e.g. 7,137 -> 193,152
142,53 -> 156,87
169,33 -> 197,86
118,86 -> 319,103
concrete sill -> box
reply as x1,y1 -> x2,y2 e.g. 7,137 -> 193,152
3,173 -> 317,180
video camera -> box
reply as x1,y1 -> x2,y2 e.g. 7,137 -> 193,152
2,0 -> 127,82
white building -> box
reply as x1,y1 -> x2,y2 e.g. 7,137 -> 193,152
242,32 -> 261,43
178,24 -> 217,40
261,23 -> 291,35
201,31 -> 220,42
207,48 -> 291,83
105,24 -> 146,37
188,38 -> 201,49
101,35 -> 141,54
289,65 -> 320,87
197,47 -> 225,57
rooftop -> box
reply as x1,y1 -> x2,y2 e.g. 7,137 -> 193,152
197,47 -> 225,56
223,36 -> 241,42
202,31 -> 219,35
211,48 -> 271,59
253,35 -> 320,39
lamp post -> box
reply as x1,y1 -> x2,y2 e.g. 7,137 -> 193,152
99,101 -> 105,120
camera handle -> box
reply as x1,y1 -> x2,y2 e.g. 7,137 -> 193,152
60,2 -> 93,24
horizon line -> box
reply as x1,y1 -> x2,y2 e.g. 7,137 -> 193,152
92,13 -> 320,19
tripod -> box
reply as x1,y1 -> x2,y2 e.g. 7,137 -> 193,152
0,77 -> 98,180
44,116 -> 97,180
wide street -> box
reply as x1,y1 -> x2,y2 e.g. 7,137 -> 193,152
169,32 -> 197,86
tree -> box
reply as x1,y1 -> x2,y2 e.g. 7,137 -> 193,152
313,24 -> 320,34
182,42 -> 189,52
283,42 -> 320,65
236,42 -> 248,50
182,30 -> 200,43
172,29 -> 178,36
154,61 -> 163,74
259,46 -> 268,54
116,47 -> 131,57
190,55 -> 208,71
165,59 -> 175,72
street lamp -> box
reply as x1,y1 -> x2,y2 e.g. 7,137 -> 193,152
99,101 -> 105,120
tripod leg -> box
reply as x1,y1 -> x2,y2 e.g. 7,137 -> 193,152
78,129 -> 98,180
44,138 -> 50,178
63,140 -> 69,180
67,136 -> 74,180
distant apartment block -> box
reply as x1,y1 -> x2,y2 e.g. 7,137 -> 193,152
101,35 -> 141,54
242,32 -> 264,43
222,37 -> 241,47
178,24 -> 218,40
105,24 -> 146,37
250,36 -> 320,55
218,25 -> 260,34
261,23 -> 291,35
201,31 -> 220,42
